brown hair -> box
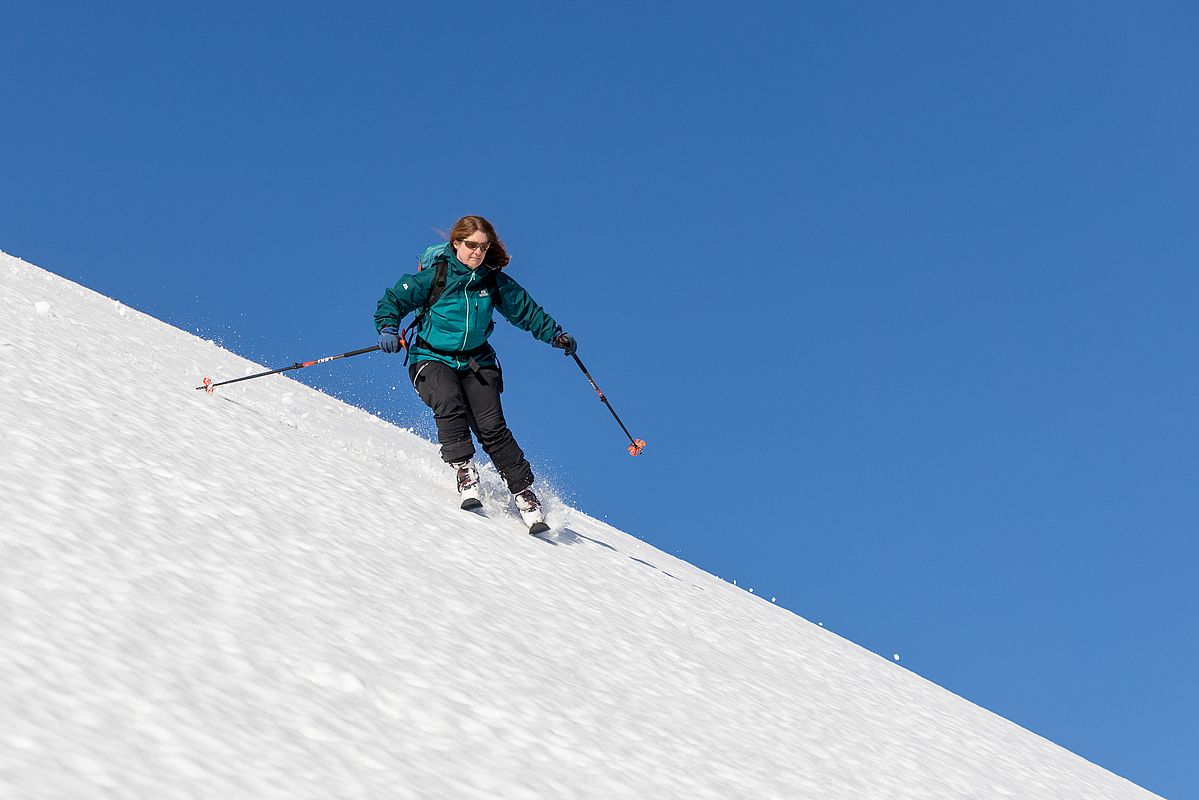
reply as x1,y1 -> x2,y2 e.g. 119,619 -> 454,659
449,215 -> 511,269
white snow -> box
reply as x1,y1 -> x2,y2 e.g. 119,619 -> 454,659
0,251 -> 1159,799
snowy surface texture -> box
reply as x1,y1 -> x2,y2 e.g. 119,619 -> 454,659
0,251 -> 1158,799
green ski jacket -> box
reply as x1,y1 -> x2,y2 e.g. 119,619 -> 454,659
374,245 -> 560,371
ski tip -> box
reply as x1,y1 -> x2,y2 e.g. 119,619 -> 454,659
460,498 -> 483,511
528,521 -> 551,536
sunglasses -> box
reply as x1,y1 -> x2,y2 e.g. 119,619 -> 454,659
458,239 -> 491,252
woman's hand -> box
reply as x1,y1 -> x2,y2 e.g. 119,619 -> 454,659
552,331 -> 577,357
378,327 -> 403,354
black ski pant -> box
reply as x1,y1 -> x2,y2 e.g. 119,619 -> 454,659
408,360 -> 534,495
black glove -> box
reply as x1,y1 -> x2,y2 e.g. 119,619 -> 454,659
378,327 -> 402,354
552,331 -> 577,357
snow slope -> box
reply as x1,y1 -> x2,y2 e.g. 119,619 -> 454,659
0,251 -> 1158,799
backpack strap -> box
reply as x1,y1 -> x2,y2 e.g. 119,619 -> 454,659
423,259 -> 449,319
400,257 -> 448,365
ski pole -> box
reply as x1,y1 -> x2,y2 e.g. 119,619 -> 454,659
570,352 -> 647,456
197,345 -> 381,393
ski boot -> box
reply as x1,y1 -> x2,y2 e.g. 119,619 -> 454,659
513,488 -> 549,535
453,460 -> 482,510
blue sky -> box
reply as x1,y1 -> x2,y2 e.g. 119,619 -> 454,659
3,2 -> 1196,796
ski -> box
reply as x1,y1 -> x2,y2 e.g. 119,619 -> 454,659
457,500 -> 547,535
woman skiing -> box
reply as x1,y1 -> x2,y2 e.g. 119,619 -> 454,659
374,215 -> 576,533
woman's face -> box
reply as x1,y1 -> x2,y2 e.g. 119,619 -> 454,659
454,232 -> 490,269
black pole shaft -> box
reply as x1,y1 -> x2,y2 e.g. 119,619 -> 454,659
197,345 -> 381,391
571,353 -> 640,447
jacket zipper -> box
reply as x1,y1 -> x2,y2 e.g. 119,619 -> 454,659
460,271 -> 475,368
